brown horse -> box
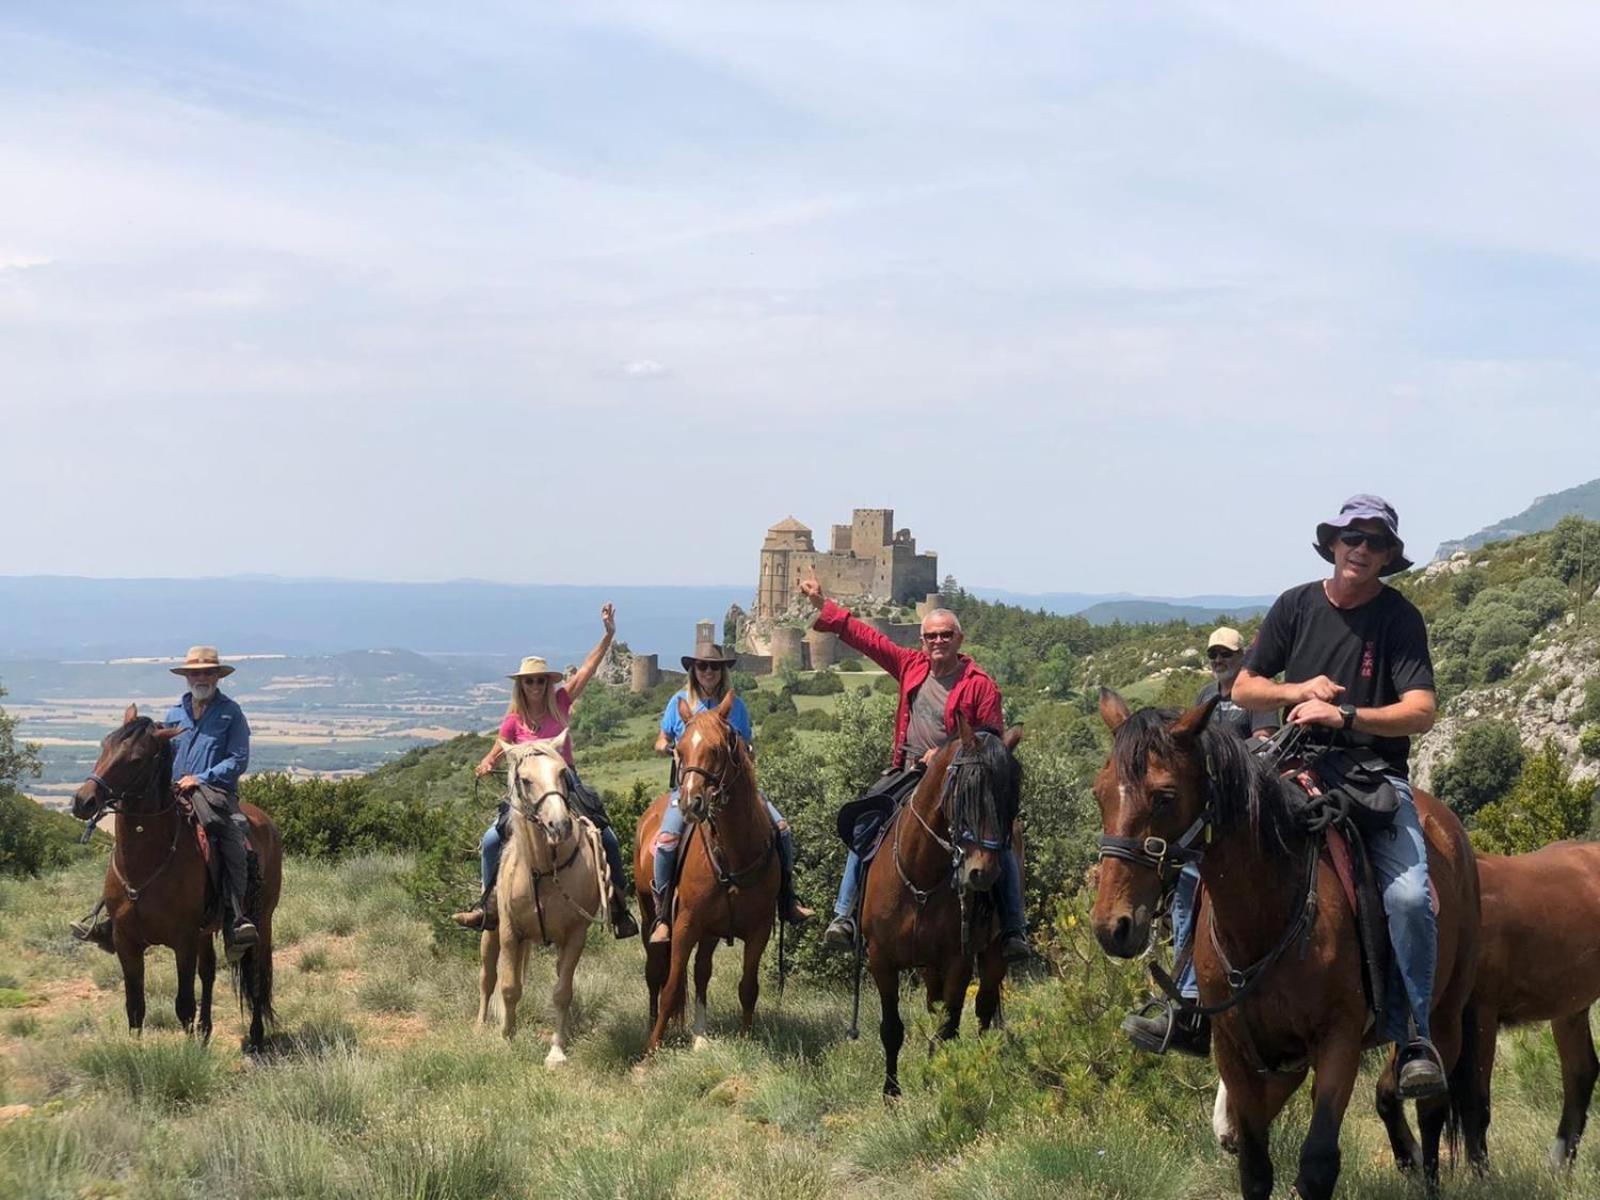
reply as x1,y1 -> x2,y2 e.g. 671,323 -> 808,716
72,706 -> 282,1051
1091,692 -> 1479,1200
635,693 -> 778,1054
1377,839 -> 1600,1173
859,718 -> 1023,1097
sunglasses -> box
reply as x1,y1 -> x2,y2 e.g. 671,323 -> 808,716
694,662 -> 724,672
1206,649 -> 1238,662
921,630 -> 957,643
1336,530 -> 1396,552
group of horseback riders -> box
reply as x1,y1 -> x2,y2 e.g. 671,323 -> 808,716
68,491 -> 1446,1099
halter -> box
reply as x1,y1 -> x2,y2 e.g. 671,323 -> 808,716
1095,749 -> 1219,884
516,784 -> 571,843
79,737 -> 183,903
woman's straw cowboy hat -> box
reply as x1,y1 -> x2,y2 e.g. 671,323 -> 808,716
171,646 -> 236,678
681,641 -> 738,672
507,655 -> 564,682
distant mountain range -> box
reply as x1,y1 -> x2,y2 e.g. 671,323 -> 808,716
1435,477 -> 1600,559
972,589 -> 1272,625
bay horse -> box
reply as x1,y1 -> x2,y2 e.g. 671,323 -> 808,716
478,738 -> 610,1063
1376,839 -> 1600,1173
72,705 -> 282,1052
635,693 -> 777,1054
1091,691 -> 1479,1200
859,717 -> 1023,1097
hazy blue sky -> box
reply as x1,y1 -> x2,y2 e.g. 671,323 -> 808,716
5,3 -> 1598,596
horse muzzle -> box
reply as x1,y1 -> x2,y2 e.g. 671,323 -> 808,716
1092,906 -> 1153,958
71,780 -> 104,821
956,852 -> 999,893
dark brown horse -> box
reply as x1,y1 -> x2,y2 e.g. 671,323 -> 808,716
635,693 -> 778,1054
72,706 -> 282,1051
859,718 -> 1023,1097
1091,692 -> 1479,1200
1377,839 -> 1600,1173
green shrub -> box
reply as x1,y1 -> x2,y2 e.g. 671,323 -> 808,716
79,1038 -> 225,1112
1580,727 -> 1600,761
783,670 -> 845,698
836,658 -> 863,672
1434,720 -> 1526,818
1472,741 -> 1595,854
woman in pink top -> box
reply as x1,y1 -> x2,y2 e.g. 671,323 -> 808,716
452,604 -> 638,937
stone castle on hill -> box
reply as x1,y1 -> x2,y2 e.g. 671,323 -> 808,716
755,508 -> 938,619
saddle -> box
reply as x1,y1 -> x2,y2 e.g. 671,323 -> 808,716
178,789 -> 261,935
836,766 -> 925,862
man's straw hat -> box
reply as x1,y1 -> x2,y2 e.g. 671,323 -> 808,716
170,646 -> 235,678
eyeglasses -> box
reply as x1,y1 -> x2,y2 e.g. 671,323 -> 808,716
521,677 -> 547,686
1206,649 -> 1238,662
188,670 -> 219,680
694,662 -> 724,672
1336,530 -> 1395,552
922,630 -> 957,643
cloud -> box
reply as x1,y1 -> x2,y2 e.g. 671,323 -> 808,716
620,359 -> 666,378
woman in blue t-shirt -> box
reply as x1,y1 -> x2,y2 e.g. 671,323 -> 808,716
648,641 -> 812,943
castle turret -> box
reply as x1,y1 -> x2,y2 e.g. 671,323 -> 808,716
769,626 -> 805,671
630,654 -> 660,694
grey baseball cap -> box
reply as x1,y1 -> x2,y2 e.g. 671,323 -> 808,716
1314,494 -> 1412,575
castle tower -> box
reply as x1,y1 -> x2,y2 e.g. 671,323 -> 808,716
851,508 -> 893,554
769,626 -> 805,671
756,517 -> 816,618
630,654 -> 660,694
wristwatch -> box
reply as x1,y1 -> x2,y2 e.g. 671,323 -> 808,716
1339,704 -> 1357,730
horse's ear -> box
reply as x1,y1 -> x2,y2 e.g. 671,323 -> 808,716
123,703 -> 138,724
1002,725 -> 1024,752
1098,687 -> 1131,733
155,725 -> 183,742
1170,696 -> 1219,743
716,690 -> 735,719
956,711 -> 976,750
677,696 -> 693,725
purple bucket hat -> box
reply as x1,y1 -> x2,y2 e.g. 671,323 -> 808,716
1314,494 -> 1413,575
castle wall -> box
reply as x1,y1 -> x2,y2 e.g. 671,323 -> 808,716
830,524 -> 853,553
804,630 -> 840,670
734,652 -> 773,675
629,654 -> 660,694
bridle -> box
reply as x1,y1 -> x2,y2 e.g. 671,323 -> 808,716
675,729 -> 741,820
1095,750 -> 1219,885
79,733 -> 182,903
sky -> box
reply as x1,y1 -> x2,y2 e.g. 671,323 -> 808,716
4,2 -> 1599,597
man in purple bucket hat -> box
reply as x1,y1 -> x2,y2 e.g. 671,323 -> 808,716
1228,494 -> 1445,1097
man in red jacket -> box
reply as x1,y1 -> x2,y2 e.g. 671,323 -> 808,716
798,574 -> 1028,961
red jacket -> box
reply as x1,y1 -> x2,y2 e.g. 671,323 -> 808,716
812,599 -> 1004,769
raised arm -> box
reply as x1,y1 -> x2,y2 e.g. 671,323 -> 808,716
565,602 -> 616,705
798,573 -> 917,679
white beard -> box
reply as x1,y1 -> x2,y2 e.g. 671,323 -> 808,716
190,681 -> 217,703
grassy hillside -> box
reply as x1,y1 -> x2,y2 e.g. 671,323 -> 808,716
2,855 -> 1596,1198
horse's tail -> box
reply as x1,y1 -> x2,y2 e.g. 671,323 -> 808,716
230,849 -> 276,1028
1445,1000 -> 1482,1166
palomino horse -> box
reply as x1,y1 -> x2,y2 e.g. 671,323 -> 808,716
478,738 -> 610,1062
859,718 -> 1023,1096
635,693 -> 776,1054
1092,692 -> 1479,1200
1377,840 -> 1600,1173
72,706 -> 282,1051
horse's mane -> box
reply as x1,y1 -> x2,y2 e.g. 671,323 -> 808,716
944,729 -> 1022,839
107,716 -> 157,747
1112,708 -> 1292,851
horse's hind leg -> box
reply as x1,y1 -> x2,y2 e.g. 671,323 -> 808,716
974,941 -> 1006,1032
737,924 -> 772,1036
546,933 -> 585,1068
1550,1007 -> 1597,1169
476,930 -> 499,1027
496,932 -> 525,1041
873,962 -> 905,1098
691,935 -> 717,1050
197,935 -> 216,1043
1417,1009 -> 1466,1189
1374,1048 -> 1421,1174
173,936 -> 199,1034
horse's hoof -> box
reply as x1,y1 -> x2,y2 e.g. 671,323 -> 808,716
630,1062 -> 651,1084
692,1035 -> 710,1053
545,1046 -> 568,1068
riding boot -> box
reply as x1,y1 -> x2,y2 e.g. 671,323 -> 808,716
215,812 -> 257,958
69,900 -> 116,955
451,886 -> 499,931
598,826 -> 639,938
649,883 -> 673,945
774,822 -> 814,926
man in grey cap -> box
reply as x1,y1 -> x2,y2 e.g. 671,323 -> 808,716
1231,494 -> 1445,1098
1123,626 -> 1279,1056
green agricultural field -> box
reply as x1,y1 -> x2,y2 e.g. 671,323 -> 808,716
2,855 -> 1596,1198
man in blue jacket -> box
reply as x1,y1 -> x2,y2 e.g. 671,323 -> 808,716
73,646 -> 258,953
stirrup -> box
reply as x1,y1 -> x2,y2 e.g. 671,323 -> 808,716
1122,998 -> 1182,1055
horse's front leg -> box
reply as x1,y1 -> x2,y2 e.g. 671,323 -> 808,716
646,927 -> 692,1054
197,934 -> 216,1043
1374,1048 -> 1421,1174
973,940 -> 1006,1032
495,932 -> 525,1041
113,925 -> 146,1035
173,935 -> 199,1034
546,932 -> 584,1068
691,934 -> 718,1050
737,922 -> 772,1036
1216,1028 -> 1303,1200
476,929 -> 499,1028
933,954 -> 973,1046
1293,1031 -> 1362,1200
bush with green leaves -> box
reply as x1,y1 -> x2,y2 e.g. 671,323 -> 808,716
1471,740 -> 1595,854
1545,515 -> 1600,585
1580,726 -> 1600,761
0,680 -> 42,795
783,669 -> 845,697
1433,720 -> 1526,819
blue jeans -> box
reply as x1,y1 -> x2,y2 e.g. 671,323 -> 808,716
652,791 -> 789,897
832,842 -> 1027,938
481,819 -> 626,896
1170,862 -> 1201,1000
1317,761 -> 1435,1044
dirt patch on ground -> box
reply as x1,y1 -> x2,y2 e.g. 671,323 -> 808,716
0,1103 -> 34,1125
32,975 -> 100,1008
364,1012 -> 430,1050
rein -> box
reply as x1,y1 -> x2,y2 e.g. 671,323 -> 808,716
514,780 -> 606,936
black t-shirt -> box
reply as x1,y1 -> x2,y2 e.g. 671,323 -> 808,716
1195,681 -> 1278,741
1243,580 -> 1434,778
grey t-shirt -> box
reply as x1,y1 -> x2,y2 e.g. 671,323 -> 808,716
904,668 -> 961,762
1196,680 -> 1279,741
